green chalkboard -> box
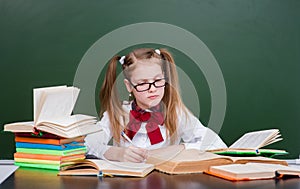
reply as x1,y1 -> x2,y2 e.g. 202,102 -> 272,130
1,0 -> 299,159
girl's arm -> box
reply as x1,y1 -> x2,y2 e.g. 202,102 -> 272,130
178,110 -> 227,150
84,112 -> 113,159
84,111 -> 147,162
104,146 -> 148,162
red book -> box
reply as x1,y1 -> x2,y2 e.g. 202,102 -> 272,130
15,132 -> 62,139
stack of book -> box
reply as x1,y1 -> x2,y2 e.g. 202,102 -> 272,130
4,85 -> 102,170
13,133 -> 86,170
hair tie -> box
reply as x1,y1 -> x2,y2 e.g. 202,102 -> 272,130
154,49 -> 161,55
119,56 -> 125,65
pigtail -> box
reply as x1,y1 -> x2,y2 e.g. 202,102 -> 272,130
99,56 -> 118,115
155,49 -> 176,144
160,48 -> 179,95
99,56 -> 124,143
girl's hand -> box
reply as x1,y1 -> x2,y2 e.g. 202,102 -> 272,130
120,146 -> 148,163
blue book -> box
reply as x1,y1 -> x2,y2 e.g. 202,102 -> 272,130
15,141 -> 85,150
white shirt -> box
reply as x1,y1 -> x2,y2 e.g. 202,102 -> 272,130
84,102 -> 227,159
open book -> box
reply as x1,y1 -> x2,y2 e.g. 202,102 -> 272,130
58,159 -> 155,177
4,85 -> 101,138
207,129 -> 287,157
59,146 -> 288,176
205,163 -> 300,181
145,146 -> 288,174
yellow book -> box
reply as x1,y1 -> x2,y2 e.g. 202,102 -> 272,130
14,158 -> 60,165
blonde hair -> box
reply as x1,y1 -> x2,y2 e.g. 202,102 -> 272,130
99,48 -> 188,144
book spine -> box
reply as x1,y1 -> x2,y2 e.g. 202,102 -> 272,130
14,152 -> 85,161
15,137 -> 61,145
16,147 -> 87,156
15,142 -> 85,150
14,162 -> 61,170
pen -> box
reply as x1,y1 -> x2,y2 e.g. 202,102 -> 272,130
121,131 -> 134,145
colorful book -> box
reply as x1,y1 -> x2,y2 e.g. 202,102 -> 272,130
209,148 -> 288,157
15,142 -> 85,150
15,132 -> 63,139
14,156 -> 85,165
16,147 -> 86,156
14,152 -> 85,170
14,152 -> 85,161
14,162 -> 62,170
15,136 -> 84,145
15,158 -> 61,165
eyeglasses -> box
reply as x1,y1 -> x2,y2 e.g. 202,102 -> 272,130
130,78 -> 167,92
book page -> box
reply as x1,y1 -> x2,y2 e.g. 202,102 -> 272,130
4,121 -> 35,132
247,163 -> 300,174
226,156 -> 288,167
59,159 -> 154,177
210,162 -> 300,179
37,123 -> 101,138
147,146 -> 227,165
90,159 -> 154,176
34,85 -> 67,121
263,135 -> 283,146
229,129 -> 280,149
39,120 -> 97,131
38,114 -> 96,127
147,145 -> 185,165
209,163 -> 275,180
36,87 -> 80,124
91,159 -> 154,171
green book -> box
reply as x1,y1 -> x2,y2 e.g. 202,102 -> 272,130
14,162 -> 61,170
211,149 -> 288,157
208,129 -> 288,157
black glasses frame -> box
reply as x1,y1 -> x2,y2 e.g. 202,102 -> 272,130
130,78 -> 167,92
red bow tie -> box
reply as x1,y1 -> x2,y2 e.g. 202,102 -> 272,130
124,102 -> 164,145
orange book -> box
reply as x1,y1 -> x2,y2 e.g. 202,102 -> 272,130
205,163 -> 300,181
14,152 -> 85,161
15,136 -> 84,145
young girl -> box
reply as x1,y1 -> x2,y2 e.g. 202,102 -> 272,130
85,48 -> 227,162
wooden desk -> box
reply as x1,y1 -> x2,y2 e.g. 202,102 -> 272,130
1,167 -> 300,189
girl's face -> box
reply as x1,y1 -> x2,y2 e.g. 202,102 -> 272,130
124,60 -> 165,110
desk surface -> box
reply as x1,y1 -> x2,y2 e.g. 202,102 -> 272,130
1,167 -> 300,189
